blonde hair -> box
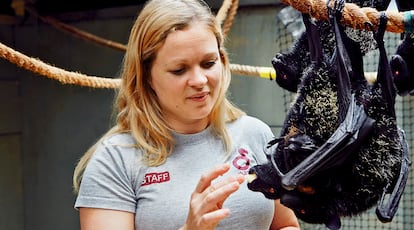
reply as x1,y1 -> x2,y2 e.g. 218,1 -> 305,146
73,0 -> 244,193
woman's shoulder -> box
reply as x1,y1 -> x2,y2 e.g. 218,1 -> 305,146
101,132 -> 136,146
93,132 -> 143,162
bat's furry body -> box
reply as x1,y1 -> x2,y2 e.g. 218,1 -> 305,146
273,0 -> 390,92
248,4 -> 409,229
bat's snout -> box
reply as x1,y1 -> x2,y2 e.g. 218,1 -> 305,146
247,165 -> 280,199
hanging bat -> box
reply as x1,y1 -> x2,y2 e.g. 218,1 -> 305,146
272,0 -> 391,93
248,1 -> 410,229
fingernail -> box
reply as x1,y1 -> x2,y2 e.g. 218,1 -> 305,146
221,163 -> 230,171
234,174 -> 245,184
231,181 -> 241,189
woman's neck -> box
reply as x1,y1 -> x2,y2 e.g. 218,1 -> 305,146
167,118 -> 210,134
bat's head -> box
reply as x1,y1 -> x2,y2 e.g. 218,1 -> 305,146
271,32 -> 311,93
390,34 -> 414,96
248,165 -> 344,229
247,133 -> 318,199
272,53 -> 302,93
247,160 -> 282,200
247,132 -> 348,227
390,54 -> 413,96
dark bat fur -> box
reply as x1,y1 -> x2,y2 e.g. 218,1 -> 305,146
248,2 -> 409,229
273,0 -> 391,92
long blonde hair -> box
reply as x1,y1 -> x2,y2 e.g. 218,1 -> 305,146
73,0 -> 245,193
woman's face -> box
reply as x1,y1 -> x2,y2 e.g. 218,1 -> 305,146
150,22 -> 222,133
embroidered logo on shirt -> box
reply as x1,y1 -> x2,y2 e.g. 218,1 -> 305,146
232,148 -> 251,175
141,171 -> 170,186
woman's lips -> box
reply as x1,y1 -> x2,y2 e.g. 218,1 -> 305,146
188,92 -> 209,101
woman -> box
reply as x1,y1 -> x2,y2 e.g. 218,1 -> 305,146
73,0 -> 300,229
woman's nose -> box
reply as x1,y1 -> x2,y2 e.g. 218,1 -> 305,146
188,67 -> 208,86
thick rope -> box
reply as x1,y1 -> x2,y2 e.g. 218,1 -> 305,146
216,0 -> 239,36
216,0 -> 233,26
0,39 -> 377,87
1,0 -> 392,89
0,0 -> 261,89
0,41 -> 120,89
230,63 -> 276,80
25,6 -> 127,52
282,0 -> 405,33
11,0 -> 273,88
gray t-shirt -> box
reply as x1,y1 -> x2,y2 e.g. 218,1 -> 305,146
75,115 -> 275,229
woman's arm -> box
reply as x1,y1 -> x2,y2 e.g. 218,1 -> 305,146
79,208 -> 134,230
270,199 -> 300,230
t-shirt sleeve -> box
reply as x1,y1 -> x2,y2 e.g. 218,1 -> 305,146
74,141 -> 141,213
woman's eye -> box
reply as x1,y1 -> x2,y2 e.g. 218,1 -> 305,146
203,60 -> 216,69
171,68 -> 185,75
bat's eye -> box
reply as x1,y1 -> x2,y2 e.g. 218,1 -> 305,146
268,188 -> 276,193
298,185 -> 315,194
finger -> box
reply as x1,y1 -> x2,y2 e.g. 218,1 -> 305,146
200,208 -> 230,225
205,180 -> 242,208
194,164 -> 230,193
208,173 -> 245,194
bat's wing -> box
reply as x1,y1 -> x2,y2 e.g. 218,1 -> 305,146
273,95 -> 375,190
374,13 -> 396,116
373,13 -> 412,222
272,0 -> 375,190
376,127 -> 411,222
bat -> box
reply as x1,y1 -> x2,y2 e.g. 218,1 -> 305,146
248,1 -> 410,229
272,0 -> 391,93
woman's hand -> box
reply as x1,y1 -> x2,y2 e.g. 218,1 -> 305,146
179,163 -> 244,230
